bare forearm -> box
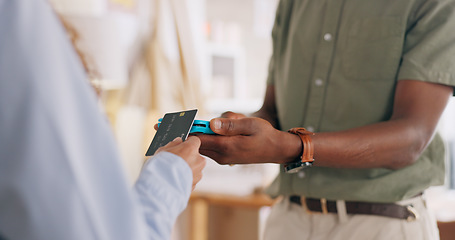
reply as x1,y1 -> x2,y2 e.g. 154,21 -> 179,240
309,120 -> 429,169
281,80 -> 452,169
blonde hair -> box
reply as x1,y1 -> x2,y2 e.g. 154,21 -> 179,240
57,15 -> 102,95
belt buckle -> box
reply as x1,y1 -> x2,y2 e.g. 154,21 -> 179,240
406,205 -> 420,222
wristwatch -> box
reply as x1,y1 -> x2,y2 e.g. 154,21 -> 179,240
284,127 -> 315,173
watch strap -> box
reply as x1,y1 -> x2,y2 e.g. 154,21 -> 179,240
288,127 -> 315,165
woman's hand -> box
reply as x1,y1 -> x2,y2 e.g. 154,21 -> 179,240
157,137 -> 206,190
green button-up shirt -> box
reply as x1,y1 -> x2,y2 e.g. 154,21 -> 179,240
266,0 -> 455,202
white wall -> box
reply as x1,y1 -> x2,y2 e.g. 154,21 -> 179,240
203,0 -> 278,115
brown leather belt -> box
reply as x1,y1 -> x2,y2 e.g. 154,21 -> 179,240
289,196 -> 419,221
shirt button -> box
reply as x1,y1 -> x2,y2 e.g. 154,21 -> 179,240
323,33 -> 332,41
307,126 -> 315,132
315,79 -> 323,86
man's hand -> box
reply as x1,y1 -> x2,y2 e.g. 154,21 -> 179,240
196,117 -> 301,165
157,137 -> 206,190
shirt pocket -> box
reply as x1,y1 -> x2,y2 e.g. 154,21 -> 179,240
341,17 -> 403,81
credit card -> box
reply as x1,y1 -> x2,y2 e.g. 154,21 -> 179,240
157,119 -> 216,134
145,109 -> 197,156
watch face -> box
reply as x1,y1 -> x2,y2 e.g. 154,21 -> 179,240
284,161 -> 312,174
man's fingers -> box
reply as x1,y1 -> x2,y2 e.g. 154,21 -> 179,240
197,135 -> 228,154
210,118 -> 257,136
199,149 -> 233,165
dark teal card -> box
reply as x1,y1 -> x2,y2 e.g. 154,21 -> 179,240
145,109 -> 197,156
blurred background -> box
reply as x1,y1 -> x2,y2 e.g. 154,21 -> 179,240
49,0 -> 455,239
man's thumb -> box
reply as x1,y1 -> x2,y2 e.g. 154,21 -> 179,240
210,118 -> 255,136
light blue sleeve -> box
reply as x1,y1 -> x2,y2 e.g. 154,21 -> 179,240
135,152 -> 193,240
0,0 -> 192,239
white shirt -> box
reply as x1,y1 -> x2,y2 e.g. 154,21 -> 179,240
0,0 -> 192,239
